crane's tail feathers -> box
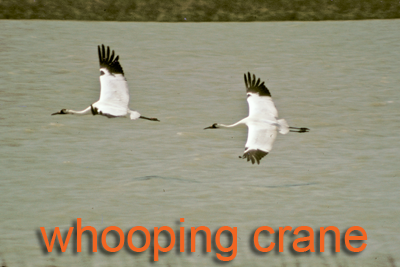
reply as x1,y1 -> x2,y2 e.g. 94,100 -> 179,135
277,119 -> 289,134
239,149 -> 268,165
129,111 -> 141,120
289,127 -> 310,133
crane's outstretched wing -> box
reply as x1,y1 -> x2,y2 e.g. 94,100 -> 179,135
241,123 -> 277,164
96,44 -> 130,116
244,72 -> 278,119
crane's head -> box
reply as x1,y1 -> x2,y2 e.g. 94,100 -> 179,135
51,109 -> 68,115
204,123 -> 219,130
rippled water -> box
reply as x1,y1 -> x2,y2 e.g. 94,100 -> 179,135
1,19 -> 399,267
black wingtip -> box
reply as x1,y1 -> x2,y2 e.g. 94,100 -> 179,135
244,72 -> 271,97
241,149 -> 268,165
98,44 -> 124,75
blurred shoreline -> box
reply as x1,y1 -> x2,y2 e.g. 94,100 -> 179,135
1,0 -> 399,21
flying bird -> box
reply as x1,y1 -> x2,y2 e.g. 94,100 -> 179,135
52,44 -> 159,122
204,72 -> 309,164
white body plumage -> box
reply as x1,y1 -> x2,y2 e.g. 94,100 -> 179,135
52,44 -> 158,122
205,72 -> 309,165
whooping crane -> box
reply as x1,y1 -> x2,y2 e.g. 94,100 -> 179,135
52,44 -> 159,122
204,72 -> 309,165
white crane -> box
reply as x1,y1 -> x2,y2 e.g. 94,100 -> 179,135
204,72 -> 309,164
52,44 -> 159,122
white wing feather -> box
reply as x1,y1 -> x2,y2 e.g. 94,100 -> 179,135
99,73 -> 129,108
247,94 -> 278,119
244,122 -> 277,153
94,72 -> 130,117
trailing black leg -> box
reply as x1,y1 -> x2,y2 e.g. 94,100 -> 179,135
289,127 -> 310,133
139,116 -> 160,122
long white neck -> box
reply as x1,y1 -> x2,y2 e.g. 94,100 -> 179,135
67,106 -> 91,115
218,118 -> 248,128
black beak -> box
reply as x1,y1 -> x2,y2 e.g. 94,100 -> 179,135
52,109 -> 66,115
204,123 -> 218,130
